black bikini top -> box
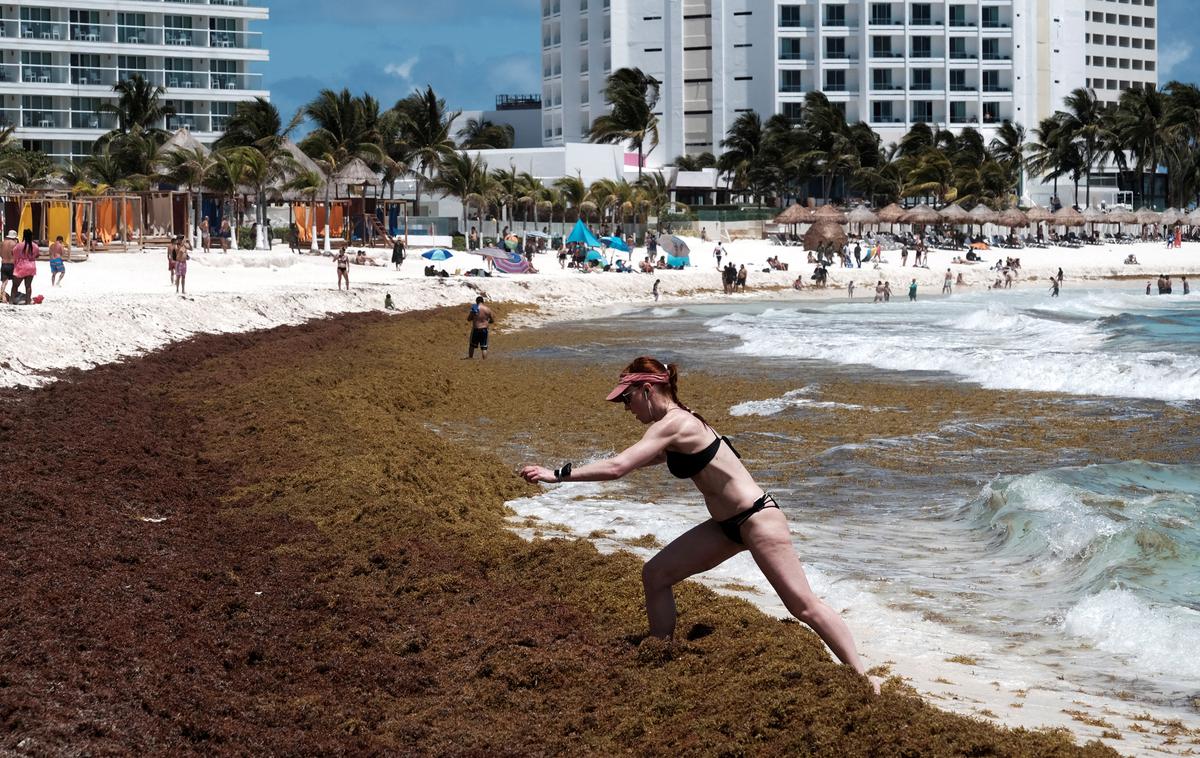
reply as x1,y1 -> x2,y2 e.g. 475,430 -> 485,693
666,429 -> 741,479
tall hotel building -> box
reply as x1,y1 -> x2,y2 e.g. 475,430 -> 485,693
1,0 -> 269,163
540,1 -> 1158,161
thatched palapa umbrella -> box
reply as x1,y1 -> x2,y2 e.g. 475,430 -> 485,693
1025,205 -> 1054,239
814,204 -> 848,224
1053,206 -> 1085,228
1188,207 -> 1200,228
846,205 -> 878,234
1080,206 -> 1104,239
901,203 -> 941,227
1161,208 -> 1182,226
1108,208 -> 1137,234
1134,209 -> 1161,239
803,220 -> 848,252
1135,209 -> 1161,226
876,203 -> 906,231
938,203 -> 969,224
998,207 -> 1029,230
774,203 -> 815,225
967,203 -> 997,236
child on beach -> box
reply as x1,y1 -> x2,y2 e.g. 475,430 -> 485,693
652,279 -> 661,302
48,236 -> 66,287
519,357 -> 882,695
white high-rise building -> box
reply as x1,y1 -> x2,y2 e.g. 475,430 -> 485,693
540,1 -> 1157,162
1,0 -> 269,163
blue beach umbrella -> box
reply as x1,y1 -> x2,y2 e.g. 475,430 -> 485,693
421,248 -> 453,261
585,248 -> 606,263
601,235 -> 630,252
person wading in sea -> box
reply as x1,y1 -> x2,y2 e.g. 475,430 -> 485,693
519,357 -> 882,694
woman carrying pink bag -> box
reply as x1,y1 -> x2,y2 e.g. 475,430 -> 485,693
10,229 -> 38,305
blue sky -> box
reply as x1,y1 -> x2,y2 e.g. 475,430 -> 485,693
263,0 -> 1196,127
264,0 -> 540,124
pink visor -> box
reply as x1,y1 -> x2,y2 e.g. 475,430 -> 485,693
605,371 -> 669,401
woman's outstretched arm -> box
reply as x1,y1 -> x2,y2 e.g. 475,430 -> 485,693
520,426 -> 668,483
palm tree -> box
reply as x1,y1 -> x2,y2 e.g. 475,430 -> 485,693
672,152 -> 716,171
157,145 -> 216,247
1163,82 -> 1200,207
456,118 -> 515,150
516,172 -> 550,232
282,169 -> 325,251
1058,87 -> 1109,207
215,96 -> 301,152
718,111 -> 770,205
1027,115 -> 1075,207
300,89 -> 385,171
988,120 -> 1027,202
96,75 -> 175,177
588,67 -> 660,180
489,166 -> 522,237
553,173 -> 592,224
427,151 -> 492,243
393,85 -> 460,217
301,89 -> 385,246
1111,86 -> 1169,208
635,172 -> 676,233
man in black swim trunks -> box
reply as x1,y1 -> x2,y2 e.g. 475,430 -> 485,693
466,295 -> 494,359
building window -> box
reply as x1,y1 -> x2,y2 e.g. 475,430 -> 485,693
780,38 -> 803,60
780,5 -> 802,27
871,101 -> 894,123
911,36 -> 931,58
912,101 -> 933,122
782,101 -> 804,122
869,3 -> 892,25
780,69 -> 805,93
825,37 -> 846,59
911,68 -> 932,90
824,69 -> 846,92
911,3 -> 932,25
871,36 -> 894,57
824,5 -> 845,25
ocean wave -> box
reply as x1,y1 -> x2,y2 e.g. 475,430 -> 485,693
1063,588 -> 1200,680
728,386 -> 875,416
965,462 -> 1199,604
707,299 -> 1200,401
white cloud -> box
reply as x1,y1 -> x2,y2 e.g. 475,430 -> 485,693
1159,40 -> 1194,79
384,57 -> 419,81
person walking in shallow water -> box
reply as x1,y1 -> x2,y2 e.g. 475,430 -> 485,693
652,278 -> 661,302
1049,277 -> 1060,297
519,357 -> 882,694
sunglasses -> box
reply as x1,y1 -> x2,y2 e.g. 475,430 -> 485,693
619,390 -> 634,405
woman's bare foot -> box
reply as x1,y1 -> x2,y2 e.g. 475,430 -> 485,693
867,675 -> 884,695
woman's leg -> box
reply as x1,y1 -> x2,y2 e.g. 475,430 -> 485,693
642,520 -> 743,639
741,509 -> 871,677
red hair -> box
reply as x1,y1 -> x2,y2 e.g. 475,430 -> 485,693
620,356 -> 706,423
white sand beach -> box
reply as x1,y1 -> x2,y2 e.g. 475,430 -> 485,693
3,235 -> 1198,389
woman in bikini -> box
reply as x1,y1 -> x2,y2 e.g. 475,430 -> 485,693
519,356 -> 880,693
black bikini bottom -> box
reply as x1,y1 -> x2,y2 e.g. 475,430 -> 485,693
717,493 -> 779,545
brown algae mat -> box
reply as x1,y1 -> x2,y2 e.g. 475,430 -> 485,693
0,306 -> 1123,755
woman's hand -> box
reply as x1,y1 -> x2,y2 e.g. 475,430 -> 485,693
519,465 -> 557,484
